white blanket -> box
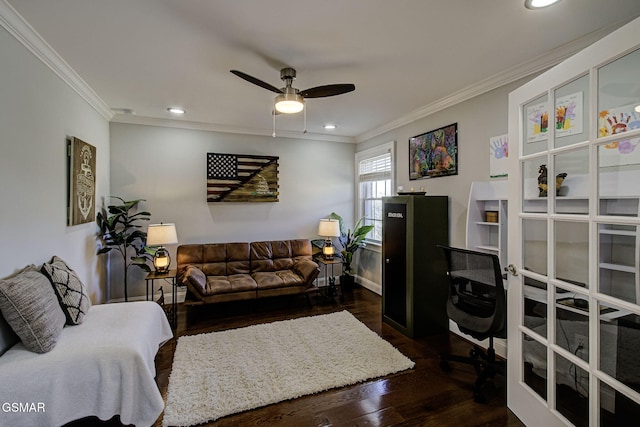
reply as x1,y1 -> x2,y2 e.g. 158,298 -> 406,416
0,301 -> 173,427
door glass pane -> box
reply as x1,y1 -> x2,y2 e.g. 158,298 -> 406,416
523,219 -> 547,276
523,157 -> 548,213
554,148 -> 589,214
598,142 -> 640,217
556,300 -> 589,362
524,282 -> 547,338
523,94 -> 550,156
556,353 -> 589,427
600,309 -> 640,394
554,75 -> 589,148
600,380 -> 640,425
555,220 -> 589,288
598,223 -> 637,303
523,333 -> 547,401
598,48 -> 640,139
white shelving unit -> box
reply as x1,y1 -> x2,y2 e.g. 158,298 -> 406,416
466,180 -> 508,267
598,222 -> 639,304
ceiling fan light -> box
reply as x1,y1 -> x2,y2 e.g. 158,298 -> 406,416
275,93 -> 304,114
525,0 -> 561,9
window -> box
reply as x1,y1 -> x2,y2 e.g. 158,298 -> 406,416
355,142 -> 394,243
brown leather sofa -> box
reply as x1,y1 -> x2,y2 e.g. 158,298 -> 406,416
176,239 -> 320,304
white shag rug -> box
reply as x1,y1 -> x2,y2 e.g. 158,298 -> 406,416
163,310 -> 414,426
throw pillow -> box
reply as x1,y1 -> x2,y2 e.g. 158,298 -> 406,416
0,265 -> 67,353
41,256 -> 91,325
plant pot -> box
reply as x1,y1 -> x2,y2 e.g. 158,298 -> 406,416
340,274 -> 355,290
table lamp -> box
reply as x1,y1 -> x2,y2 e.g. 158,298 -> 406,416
146,223 -> 178,273
317,219 -> 341,260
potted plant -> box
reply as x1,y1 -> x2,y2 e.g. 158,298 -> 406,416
96,197 -> 153,301
328,212 -> 374,289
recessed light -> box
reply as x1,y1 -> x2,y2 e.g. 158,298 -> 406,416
323,124 -> 337,130
167,107 -> 186,114
525,0 -> 561,9
635,105 -> 640,113
111,108 -> 135,115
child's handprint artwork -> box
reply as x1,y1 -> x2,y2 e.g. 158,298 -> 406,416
490,134 -> 509,178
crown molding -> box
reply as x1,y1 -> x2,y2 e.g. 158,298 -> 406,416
3,0 -> 635,144
111,114 -> 356,143
355,17 -> 636,143
0,0 -> 113,121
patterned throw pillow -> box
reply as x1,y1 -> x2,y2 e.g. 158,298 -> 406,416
41,256 -> 91,325
0,265 -> 66,353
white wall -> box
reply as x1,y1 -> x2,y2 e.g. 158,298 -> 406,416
109,123 -> 355,300
355,75 -> 538,293
0,26 -> 110,302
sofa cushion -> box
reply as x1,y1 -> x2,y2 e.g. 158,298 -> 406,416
206,276 -> 232,294
252,271 -> 283,289
226,243 -> 251,275
0,265 -> 66,353
253,270 -> 305,289
176,244 -> 204,278
291,239 -> 313,260
41,256 -> 91,325
276,270 -> 304,286
228,274 -> 258,292
201,244 -> 227,276
206,274 -> 257,295
250,241 -> 275,272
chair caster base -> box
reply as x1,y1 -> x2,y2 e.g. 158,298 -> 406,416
473,391 -> 486,404
440,358 -> 452,372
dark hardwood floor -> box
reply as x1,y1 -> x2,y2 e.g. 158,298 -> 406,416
152,286 -> 524,427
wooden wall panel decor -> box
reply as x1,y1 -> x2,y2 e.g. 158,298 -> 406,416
68,137 -> 96,225
207,153 -> 279,202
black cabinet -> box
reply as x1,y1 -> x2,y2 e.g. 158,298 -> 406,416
382,195 -> 449,337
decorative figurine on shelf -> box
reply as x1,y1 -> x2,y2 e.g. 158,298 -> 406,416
538,165 -> 548,197
555,172 -> 568,195
537,164 -> 568,197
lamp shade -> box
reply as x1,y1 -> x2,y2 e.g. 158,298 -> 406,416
146,223 -> 178,246
318,219 -> 340,237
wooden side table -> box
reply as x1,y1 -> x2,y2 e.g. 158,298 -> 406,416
145,269 -> 178,327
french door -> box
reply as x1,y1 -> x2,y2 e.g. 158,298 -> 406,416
507,18 -> 640,426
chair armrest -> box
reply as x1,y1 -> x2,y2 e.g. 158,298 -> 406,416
180,266 -> 206,299
293,259 -> 320,286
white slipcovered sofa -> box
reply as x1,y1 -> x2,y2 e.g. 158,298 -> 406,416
0,259 -> 173,427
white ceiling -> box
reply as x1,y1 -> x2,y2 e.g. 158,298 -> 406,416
5,0 -> 640,142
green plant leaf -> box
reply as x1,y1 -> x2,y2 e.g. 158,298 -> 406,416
96,196 -> 151,301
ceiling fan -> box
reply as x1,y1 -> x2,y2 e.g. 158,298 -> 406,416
230,67 -> 355,114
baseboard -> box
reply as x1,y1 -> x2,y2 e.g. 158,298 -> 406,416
355,275 -> 381,295
449,320 -> 507,359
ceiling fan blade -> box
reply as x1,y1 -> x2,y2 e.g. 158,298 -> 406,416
230,70 -> 283,94
299,84 -> 355,98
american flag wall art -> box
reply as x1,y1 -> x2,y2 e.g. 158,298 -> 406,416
206,153 -> 279,202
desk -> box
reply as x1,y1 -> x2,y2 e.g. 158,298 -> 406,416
524,284 -> 630,322
145,269 -> 178,327
315,258 -> 343,303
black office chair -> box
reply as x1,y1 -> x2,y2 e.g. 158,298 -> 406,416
438,245 -> 507,403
